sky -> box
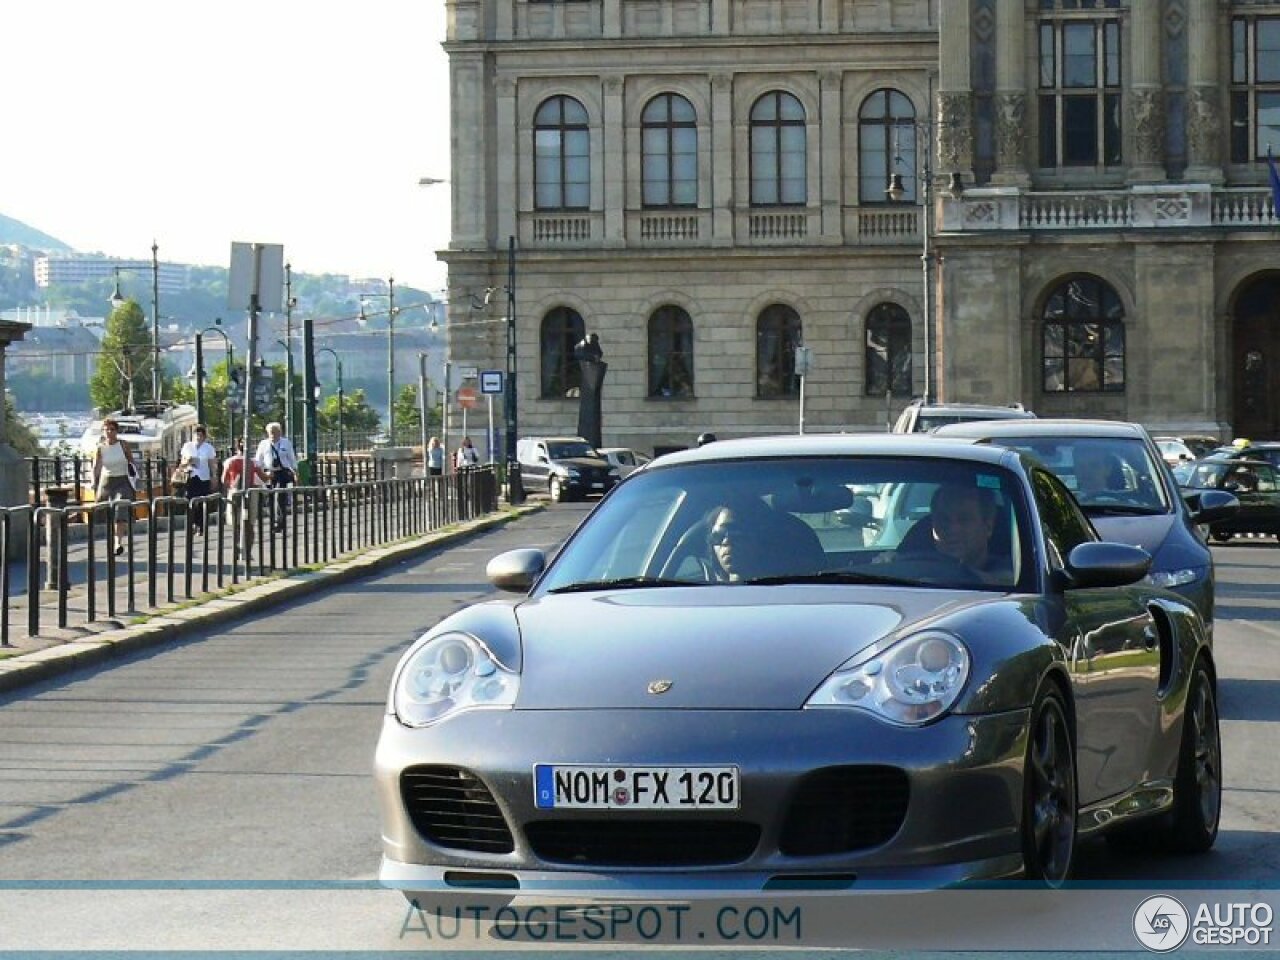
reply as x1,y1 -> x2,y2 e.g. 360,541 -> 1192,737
1,0 -> 451,293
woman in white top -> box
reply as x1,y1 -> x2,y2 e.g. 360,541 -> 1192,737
178,424 -> 219,535
91,417 -> 137,555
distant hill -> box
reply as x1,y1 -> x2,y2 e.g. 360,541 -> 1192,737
0,212 -> 72,252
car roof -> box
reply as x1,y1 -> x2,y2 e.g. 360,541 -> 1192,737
649,433 -> 1016,468
910,402 -> 1032,415
933,418 -> 1148,440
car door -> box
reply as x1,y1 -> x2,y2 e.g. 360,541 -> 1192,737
1030,468 -> 1160,805
522,441 -> 552,492
1232,464 -> 1280,534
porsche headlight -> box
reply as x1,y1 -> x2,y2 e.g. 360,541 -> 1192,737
393,632 -> 518,728
807,631 -> 970,725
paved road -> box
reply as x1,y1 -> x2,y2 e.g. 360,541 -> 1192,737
0,515 -> 1278,951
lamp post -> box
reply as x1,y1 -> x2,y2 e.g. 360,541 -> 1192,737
317,346 -> 344,481
109,244 -> 162,405
284,262 -> 297,444
273,337 -> 294,440
887,121 -> 963,406
192,320 -> 236,450
359,277 -> 396,443
505,236 -> 522,503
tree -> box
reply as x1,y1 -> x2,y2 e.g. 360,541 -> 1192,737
3,394 -> 41,456
317,388 -> 380,434
89,299 -> 153,411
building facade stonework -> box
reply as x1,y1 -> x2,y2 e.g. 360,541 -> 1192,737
441,0 -> 1280,451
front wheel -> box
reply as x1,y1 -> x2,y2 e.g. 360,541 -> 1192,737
1167,660 -> 1221,853
1022,687 -> 1076,886
1211,531 -> 1233,543
549,477 -> 566,503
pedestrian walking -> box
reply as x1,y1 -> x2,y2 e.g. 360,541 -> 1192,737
92,417 -> 139,556
222,440 -> 269,560
254,422 -> 298,533
427,436 -> 444,476
177,424 -> 219,536
455,436 -> 480,470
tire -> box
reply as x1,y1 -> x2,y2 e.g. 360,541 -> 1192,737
1022,687 -> 1076,886
1211,531 -> 1233,543
1166,660 -> 1221,854
549,477 -> 565,503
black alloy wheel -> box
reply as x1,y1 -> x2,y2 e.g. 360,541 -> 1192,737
1168,661 -> 1221,853
1022,688 -> 1076,886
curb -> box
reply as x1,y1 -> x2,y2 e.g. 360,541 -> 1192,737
0,503 -> 545,697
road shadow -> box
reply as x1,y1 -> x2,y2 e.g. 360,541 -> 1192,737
1217,677 -> 1280,722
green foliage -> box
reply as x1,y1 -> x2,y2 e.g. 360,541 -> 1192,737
89,300 -> 154,410
317,388 -> 380,433
3,394 -> 41,456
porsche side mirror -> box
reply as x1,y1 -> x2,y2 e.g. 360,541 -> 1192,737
1061,542 -> 1152,590
486,548 -> 547,592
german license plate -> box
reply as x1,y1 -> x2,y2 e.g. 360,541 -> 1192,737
534,764 -> 739,810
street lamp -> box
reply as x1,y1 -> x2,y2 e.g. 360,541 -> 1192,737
190,319 -> 237,450
317,346 -> 344,481
358,277 -> 396,444
886,122 -> 963,406
108,242 -> 163,405
272,337 -> 295,440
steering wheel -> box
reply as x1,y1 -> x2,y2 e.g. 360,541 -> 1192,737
890,552 -> 982,586
658,521 -> 713,581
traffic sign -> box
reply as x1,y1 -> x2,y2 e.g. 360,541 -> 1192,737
459,366 -> 479,381
457,386 -> 479,410
480,370 -> 503,394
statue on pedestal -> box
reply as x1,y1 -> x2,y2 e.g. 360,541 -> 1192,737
574,333 -> 607,449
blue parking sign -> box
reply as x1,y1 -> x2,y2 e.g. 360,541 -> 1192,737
480,370 -> 503,394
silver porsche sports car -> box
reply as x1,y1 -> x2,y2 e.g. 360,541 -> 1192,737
375,435 -> 1221,898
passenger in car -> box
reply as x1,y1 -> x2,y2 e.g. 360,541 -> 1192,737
705,501 -> 825,582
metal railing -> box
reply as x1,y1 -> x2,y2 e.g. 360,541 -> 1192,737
1,467 -> 500,645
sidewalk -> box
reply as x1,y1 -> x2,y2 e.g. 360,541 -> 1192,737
0,502 -> 544,696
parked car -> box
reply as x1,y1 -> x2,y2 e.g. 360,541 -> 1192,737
892,399 -> 1035,434
1178,458 -> 1280,542
933,419 -> 1237,630
1154,437 -> 1195,468
376,434 -> 1221,899
1200,441 -> 1280,471
515,436 -> 619,502
598,446 -> 651,478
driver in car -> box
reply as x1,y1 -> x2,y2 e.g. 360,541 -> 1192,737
1073,446 -> 1127,499
927,485 -> 999,572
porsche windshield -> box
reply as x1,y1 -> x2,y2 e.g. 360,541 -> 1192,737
536,456 -> 1037,594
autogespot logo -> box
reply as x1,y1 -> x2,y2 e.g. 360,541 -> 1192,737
1134,895 -> 1191,952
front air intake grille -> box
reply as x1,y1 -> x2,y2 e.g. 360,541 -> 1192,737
779,766 -> 909,856
401,765 -> 515,854
525,819 -> 761,867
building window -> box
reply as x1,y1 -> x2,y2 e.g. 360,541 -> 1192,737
756,304 -> 802,398
1231,16 -> 1280,163
750,92 -> 806,206
865,303 -> 912,397
859,90 -> 917,204
1041,276 -> 1125,393
1037,13 -> 1122,168
540,306 -> 586,398
534,96 -> 590,210
647,306 -> 695,398
642,94 -> 697,208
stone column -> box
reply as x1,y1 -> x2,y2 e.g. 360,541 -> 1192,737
1128,1 -> 1165,181
992,0 -> 1029,185
1185,0 -> 1224,182
711,73 -> 735,245
495,76 -> 519,246
603,76 -> 626,245
712,0 -> 730,36
0,323 -> 33,560
937,1 -> 973,177
819,69 -> 843,242
603,0 -> 621,37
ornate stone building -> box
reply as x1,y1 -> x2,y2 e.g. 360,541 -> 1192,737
441,0 -> 1280,451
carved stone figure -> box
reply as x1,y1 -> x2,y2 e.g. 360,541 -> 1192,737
995,93 -> 1027,172
1186,87 -> 1221,169
937,91 -> 974,174
1129,90 -> 1165,168
574,333 -> 607,448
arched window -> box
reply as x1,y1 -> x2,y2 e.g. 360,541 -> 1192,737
865,303 -> 912,396
750,92 -> 806,206
859,89 -> 917,203
647,306 -> 695,398
756,304 -> 802,398
534,96 -> 590,210
1041,276 -> 1125,392
642,94 -> 697,208
540,307 -> 586,398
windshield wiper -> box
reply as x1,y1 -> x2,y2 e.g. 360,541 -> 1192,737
1082,504 -> 1166,517
738,569 -> 922,587
548,576 -> 709,594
